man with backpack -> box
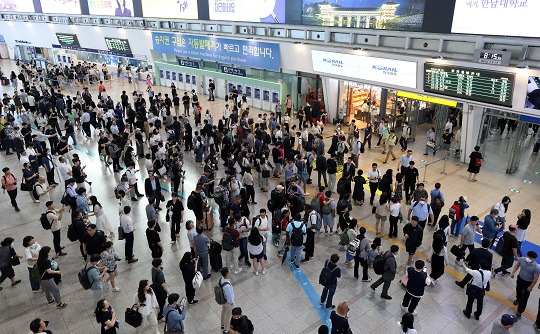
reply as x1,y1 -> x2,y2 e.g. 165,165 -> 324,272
370,245 -> 399,299
85,254 -> 108,308
321,191 -> 336,235
302,205 -> 319,263
235,214 -> 252,267
319,254 -> 341,309
223,218 -> 242,275
286,213 -> 306,270
45,201 -> 67,257
429,182 -> 445,225
217,267 -> 234,333
229,307 -> 254,334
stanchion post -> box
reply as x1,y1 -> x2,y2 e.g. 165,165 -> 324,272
421,159 -> 428,183
441,151 -> 449,175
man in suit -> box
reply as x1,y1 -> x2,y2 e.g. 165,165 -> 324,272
144,170 -> 162,210
455,238 -> 493,288
342,156 -> 356,180
370,244 -> 399,299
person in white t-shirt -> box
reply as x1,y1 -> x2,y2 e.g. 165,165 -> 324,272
23,236 -> 42,293
253,209 -> 270,259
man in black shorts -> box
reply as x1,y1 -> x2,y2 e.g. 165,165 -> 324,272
403,216 -> 423,269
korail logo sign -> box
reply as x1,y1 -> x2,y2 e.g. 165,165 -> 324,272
312,50 -> 417,88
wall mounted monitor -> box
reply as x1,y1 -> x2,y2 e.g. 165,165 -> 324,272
104,37 -> 132,54
56,33 -> 80,47
423,63 -> 514,107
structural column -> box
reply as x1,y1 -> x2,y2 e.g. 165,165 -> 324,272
460,103 -> 484,163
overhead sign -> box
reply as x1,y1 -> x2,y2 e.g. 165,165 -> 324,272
88,0 -> 134,16
104,37 -> 132,54
178,59 -> 200,69
221,66 -> 247,77
153,32 -> 281,71
423,63 -> 514,107
0,0 -> 35,12
209,0 -> 286,23
397,91 -> 457,107
452,0 -> 538,38
311,50 -> 417,88
56,33 -> 80,47
52,44 -> 133,58
40,0 -> 82,14
141,0 -> 198,19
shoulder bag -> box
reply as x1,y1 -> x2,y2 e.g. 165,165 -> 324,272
125,305 -> 143,328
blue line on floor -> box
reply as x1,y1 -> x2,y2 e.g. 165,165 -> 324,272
286,252 -> 332,330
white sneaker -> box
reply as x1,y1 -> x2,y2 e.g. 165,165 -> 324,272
401,305 -> 408,312
412,311 -> 417,316
234,268 -> 242,275
262,269 -> 267,275
254,270 -> 259,276
303,192 -> 310,196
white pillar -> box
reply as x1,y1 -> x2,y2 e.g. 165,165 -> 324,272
321,76 -> 339,123
460,103 -> 484,163
365,17 -> 370,29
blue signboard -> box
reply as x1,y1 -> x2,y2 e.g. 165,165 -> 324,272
0,35 -> 5,43
152,32 -> 280,71
178,59 -> 200,69
221,66 -> 247,77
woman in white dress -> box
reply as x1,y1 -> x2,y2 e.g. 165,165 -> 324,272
88,196 -> 114,238
133,279 -> 160,334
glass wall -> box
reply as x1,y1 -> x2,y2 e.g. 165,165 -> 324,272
56,49 -> 148,71
337,80 -> 382,125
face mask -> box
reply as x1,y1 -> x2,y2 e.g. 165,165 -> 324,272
526,258 -> 533,264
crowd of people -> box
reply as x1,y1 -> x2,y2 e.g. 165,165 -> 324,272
0,60 -> 536,334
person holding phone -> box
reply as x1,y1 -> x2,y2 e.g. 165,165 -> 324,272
163,293 -> 188,333
28,318 -> 52,334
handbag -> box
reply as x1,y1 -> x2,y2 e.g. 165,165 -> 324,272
11,256 -> 20,266
125,305 -> 143,328
465,270 -> 485,298
20,182 -> 32,191
192,271 -> 203,289
372,206 -> 377,214
450,245 -> 465,259
475,158 -> 483,167
426,141 -> 435,148
117,226 -> 125,240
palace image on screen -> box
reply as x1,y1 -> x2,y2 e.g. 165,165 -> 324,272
142,0 -> 198,19
209,0 -> 286,24
40,0 -> 81,14
525,77 -> 540,110
0,0 -> 35,12
88,0 -> 134,16
302,0 -> 426,31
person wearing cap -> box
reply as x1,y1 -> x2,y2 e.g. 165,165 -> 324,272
510,251 -> 540,318
491,314 -> 517,333
1,167 -> 20,211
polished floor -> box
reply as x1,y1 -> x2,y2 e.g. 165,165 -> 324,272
0,59 -> 539,334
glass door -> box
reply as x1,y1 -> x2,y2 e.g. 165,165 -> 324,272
506,121 -> 528,174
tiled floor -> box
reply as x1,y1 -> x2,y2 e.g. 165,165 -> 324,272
0,59 -> 539,333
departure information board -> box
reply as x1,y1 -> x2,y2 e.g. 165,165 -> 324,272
56,33 -> 80,47
104,37 -> 132,54
423,63 -> 514,107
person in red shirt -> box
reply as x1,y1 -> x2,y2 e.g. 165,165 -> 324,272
98,81 -> 105,94
1,167 -> 19,211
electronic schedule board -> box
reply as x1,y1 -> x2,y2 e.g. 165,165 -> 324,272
104,37 -> 132,54
423,63 -> 514,107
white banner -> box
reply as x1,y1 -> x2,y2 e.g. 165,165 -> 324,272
141,0 -> 198,19
311,50 -> 417,89
452,0 -> 539,38
88,0 -> 134,17
40,0 -> 81,14
208,0 -> 286,23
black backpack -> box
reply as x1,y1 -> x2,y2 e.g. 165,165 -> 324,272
78,265 -> 95,290
67,224 -> 80,242
40,211 -> 54,230
222,229 -> 234,252
32,184 -> 42,201
290,222 -> 304,247
267,198 -> 276,212
187,191 -> 197,210
373,253 -> 387,275
319,261 -> 337,287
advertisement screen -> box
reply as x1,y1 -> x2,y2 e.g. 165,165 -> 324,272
452,0 -> 538,37
302,0 -> 426,31
88,0 -> 134,16
209,0 -> 286,23
525,77 -> 540,110
142,0 -> 198,19
40,0 -> 81,14
0,0 -> 35,12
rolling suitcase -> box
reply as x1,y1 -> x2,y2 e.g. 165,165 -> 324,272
203,210 -> 214,230
209,240 -> 223,272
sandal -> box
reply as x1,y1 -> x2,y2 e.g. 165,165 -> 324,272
112,287 -> 121,292
56,302 -> 67,308
11,279 -> 21,286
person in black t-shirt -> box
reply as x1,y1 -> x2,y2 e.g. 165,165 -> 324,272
494,225 -> 519,276
403,161 -> 419,204
229,307 -> 254,334
146,219 -> 163,258
95,299 -> 118,334
166,192 -> 184,244
81,224 -> 106,261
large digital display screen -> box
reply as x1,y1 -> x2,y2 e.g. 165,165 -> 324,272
525,77 -> 540,110
141,0 -> 198,19
104,37 -> 131,54
452,0 -> 538,37
0,0 -> 35,12
311,50 -> 418,89
423,63 -> 514,107
40,0 -> 82,14
302,0 -> 426,31
209,0 -> 286,23
56,33 -> 80,47
152,32 -> 281,71
88,0 -> 134,17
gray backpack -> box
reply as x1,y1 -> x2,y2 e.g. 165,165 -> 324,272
214,278 -> 230,305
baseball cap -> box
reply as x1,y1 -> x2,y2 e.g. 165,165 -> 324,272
501,314 -> 517,326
